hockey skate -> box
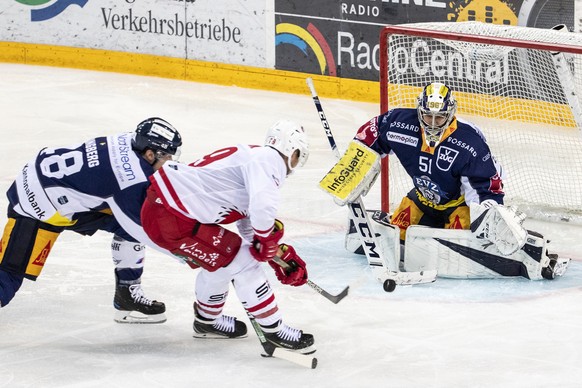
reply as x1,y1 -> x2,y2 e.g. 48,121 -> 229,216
193,303 -> 248,339
113,283 -> 167,324
541,254 -> 571,280
261,320 -> 316,355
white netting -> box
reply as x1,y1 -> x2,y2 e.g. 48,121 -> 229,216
382,22 -> 582,222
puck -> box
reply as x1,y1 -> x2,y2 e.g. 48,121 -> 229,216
383,279 -> 397,292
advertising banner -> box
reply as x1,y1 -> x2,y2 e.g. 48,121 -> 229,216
275,0 -> 575,81
0,0 -> 268,67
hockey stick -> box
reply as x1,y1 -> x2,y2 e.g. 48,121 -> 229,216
306,77 -> 437,291
246,311 -> 318,369
272,257 -> 349,304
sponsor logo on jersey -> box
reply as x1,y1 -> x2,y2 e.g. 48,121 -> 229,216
109,134 -> 148,189
387,132 -> 418,147
57,196 -> 68,205
21,164 -> 47,219
389,121 -> 420,132
116,135 -> 136,181
436,146 -> 459,171
446,136 -> 478,157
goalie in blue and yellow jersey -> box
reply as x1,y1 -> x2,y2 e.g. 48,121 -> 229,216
324,82 -> 569,281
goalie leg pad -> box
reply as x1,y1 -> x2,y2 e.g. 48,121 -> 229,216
345,208 -> 400,272
404,226 -> 553,280
319,141 -> 380,206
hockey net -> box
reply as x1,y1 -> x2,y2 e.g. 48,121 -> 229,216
379,22 -> 582,222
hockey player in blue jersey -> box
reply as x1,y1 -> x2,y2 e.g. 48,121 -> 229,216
0,117 -> 182,323
326,82 -> 569,280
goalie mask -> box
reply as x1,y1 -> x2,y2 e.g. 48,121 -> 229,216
132,117 -> 183,162
264,119 -> 310,174
417,83 -> 457,147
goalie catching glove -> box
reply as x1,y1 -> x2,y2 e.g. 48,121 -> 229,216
250,219 -> 284,262
268,244 -> 308,287
470,200 -> 528,256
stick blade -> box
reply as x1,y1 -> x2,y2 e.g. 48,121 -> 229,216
329,286 -> 349,304
272,348 -> 318,369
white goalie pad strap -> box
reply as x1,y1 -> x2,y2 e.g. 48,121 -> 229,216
319,141 -> 380,206
470,202 -> 528,256
403,226 -> 549,280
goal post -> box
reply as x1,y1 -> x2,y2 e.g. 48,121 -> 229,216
378,22 -> 582,221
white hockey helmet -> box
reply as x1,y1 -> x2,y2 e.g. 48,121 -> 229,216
417,82 -> 457,147
264,119 -> 310,173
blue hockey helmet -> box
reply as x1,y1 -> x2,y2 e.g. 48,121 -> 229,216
132,117 -> 182,160
417,83 -> 457,147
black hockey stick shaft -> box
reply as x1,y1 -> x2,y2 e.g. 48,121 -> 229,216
272,257 -> 349,304
306,77 -> 342,159
246,311 -> 275,356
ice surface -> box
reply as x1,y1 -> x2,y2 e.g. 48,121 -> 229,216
1,64 -> 582,388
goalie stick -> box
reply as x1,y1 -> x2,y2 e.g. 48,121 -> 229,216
246,311 -> 318,369
306,77 -> 437,290
272,256 -> 349,304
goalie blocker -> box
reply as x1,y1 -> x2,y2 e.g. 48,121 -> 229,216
319,141 -> 380,205
346,210 -> 570,281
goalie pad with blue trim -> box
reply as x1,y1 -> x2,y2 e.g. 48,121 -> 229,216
403,226 -> 569,280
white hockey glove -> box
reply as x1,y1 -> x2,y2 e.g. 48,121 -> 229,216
470,200 -> 528,256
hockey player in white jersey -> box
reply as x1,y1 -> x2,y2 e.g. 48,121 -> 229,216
140,120 -> 314,354
329,83 -> 569,280
0,117 -> 182,323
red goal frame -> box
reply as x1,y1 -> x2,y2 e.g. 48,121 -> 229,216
378,25 -> 582,213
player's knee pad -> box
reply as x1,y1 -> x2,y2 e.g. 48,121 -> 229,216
0,269 -> 24,307
0,217 -> 61,280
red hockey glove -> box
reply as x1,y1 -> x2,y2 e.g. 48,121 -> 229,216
268,244 -> 308,287
250,219 -> 284,262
